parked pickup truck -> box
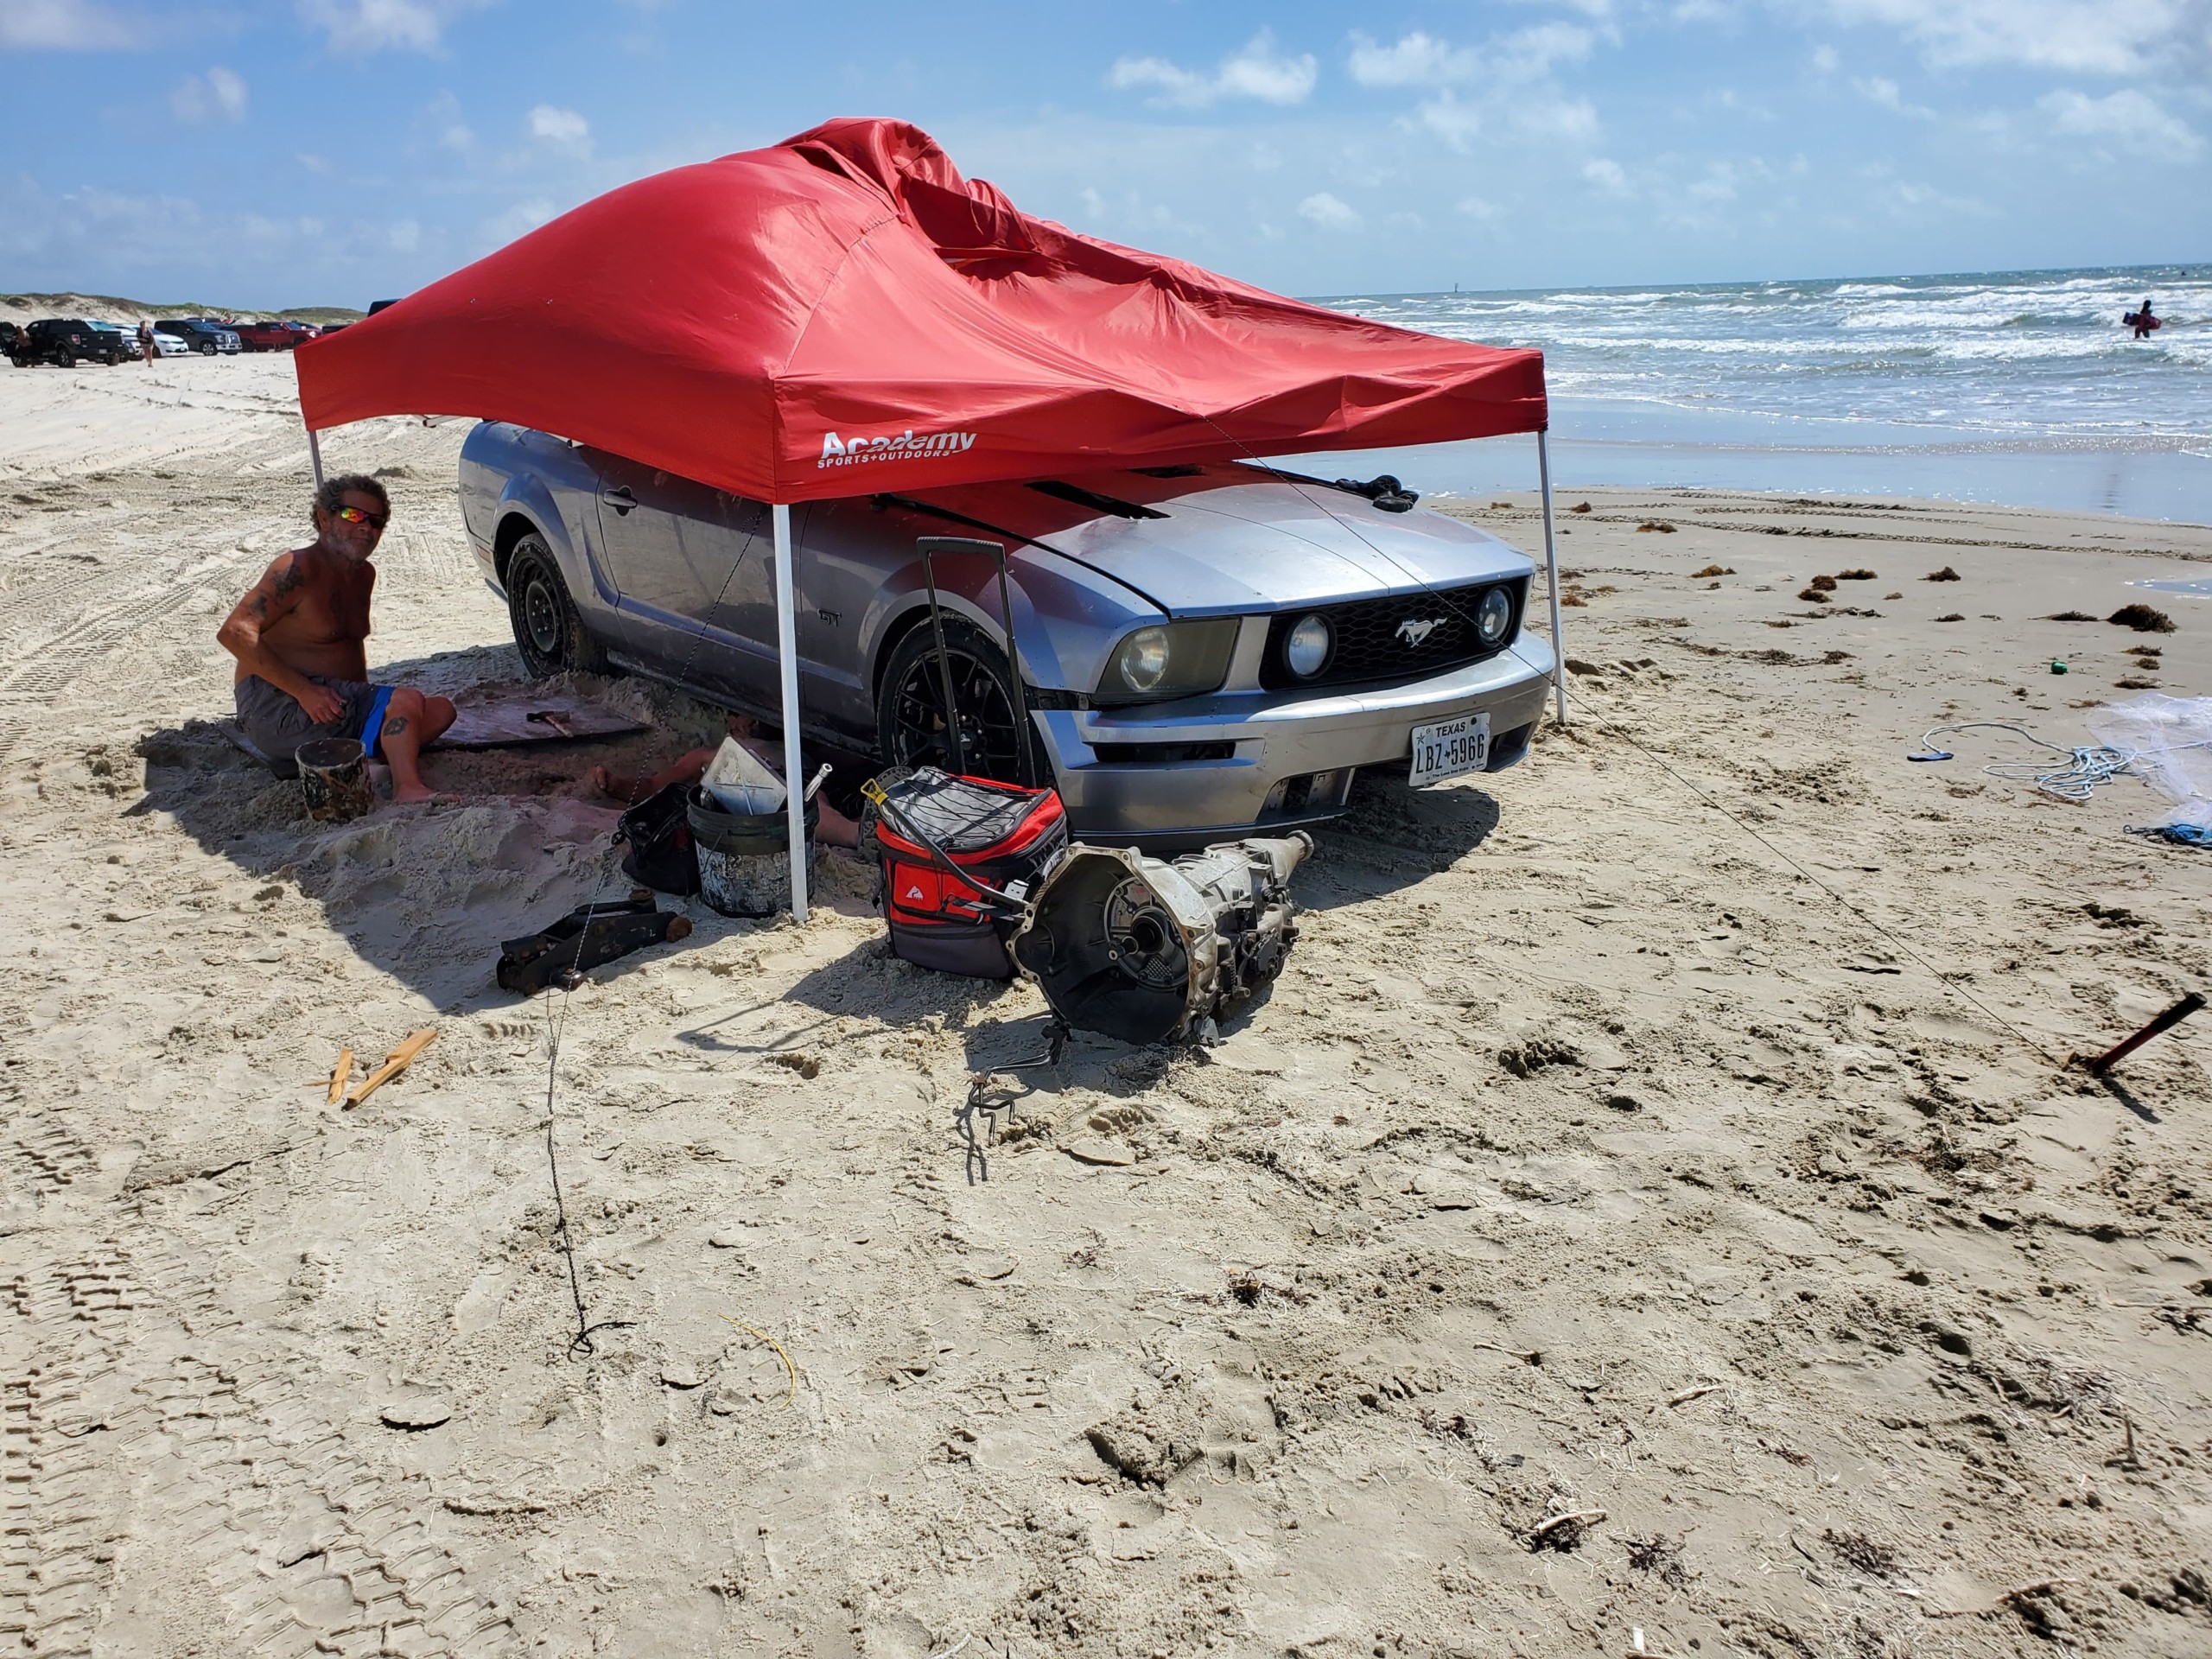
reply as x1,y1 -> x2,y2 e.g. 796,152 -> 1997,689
12,318 -> 130,367
154,319 -> 241,355
231,319 -> 315,351
458,423 -> 1554,846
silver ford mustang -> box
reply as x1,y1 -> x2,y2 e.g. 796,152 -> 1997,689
458,423 -> 1554,845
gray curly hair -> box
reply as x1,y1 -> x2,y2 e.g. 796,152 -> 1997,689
313,473 -> 390,520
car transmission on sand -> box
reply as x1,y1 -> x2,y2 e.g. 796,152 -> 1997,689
1012,832 -> 1313,1046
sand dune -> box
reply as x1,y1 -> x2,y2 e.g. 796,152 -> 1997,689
3,355 -> 2209,1658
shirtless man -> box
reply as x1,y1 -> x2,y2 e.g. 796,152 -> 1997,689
218,474 -> 455,804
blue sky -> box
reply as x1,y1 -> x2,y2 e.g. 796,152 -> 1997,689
4,0 -> 2208,308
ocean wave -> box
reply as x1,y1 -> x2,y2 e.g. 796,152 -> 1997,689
1331,264 -> 2212,444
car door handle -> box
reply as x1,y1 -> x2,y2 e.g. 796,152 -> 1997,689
599,486 -> 636,513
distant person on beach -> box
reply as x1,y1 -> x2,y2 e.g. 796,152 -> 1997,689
2126,298 -> 2160,340
217,474 -> 456,804
136,319 -> 155,364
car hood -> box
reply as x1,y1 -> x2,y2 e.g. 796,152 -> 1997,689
910,464 -> 1533,618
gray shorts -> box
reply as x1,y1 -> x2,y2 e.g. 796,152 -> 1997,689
233,675 -> 393,777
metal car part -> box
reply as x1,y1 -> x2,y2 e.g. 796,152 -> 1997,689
1012,831 -> 1313,1045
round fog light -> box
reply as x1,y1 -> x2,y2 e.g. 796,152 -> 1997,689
1117,626 -> 1171,694
1476,587 -> 1513,645
1285,613 -> 1331,677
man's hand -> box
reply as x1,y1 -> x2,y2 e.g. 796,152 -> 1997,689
292,682 -> 346,726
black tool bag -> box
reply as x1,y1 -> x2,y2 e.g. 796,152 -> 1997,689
612,780 -> 700,896
497,889 -> 693,995
868,768 -> 1067,979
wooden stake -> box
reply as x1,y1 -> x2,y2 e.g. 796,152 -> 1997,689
325,1046 -> 353,1107
346,1028 -> 435,1109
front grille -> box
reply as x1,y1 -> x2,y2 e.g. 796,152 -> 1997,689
1258,578 -> 1526,690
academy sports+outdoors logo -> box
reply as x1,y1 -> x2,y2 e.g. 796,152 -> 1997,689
818,429 -> 978,468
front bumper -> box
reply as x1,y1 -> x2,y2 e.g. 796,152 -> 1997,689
1034,635 -> 1554,845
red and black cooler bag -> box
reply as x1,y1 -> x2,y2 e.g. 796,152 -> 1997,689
869,768 -> 1067,979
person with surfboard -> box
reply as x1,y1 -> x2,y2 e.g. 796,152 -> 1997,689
2126,298 -> 2161,340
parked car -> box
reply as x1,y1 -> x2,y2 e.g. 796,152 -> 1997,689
154,318 -> 242,355
83,321 -> 139,359
458,424 -> 1554,845
14,318 -> 130,366
231,319 -> 315,351
0,321 -> 22,363
149,327 -> 194,358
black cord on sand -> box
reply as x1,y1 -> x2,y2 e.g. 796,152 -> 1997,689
1193,416 -> 2058,1065
537,502 -> 761,1358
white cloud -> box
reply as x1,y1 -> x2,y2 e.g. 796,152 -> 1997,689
171,66 -> 247,124
1583,156 -> 1630,193
1688,163 -> 1739,204
1109,29 -> 1318,108
296,152 -> 331,173
389,219 -> 420,251
1297,191 -> 1362,231
1353,24 -> 1603,153
0,0 -> 140,47
1417,92 -> 1483,149
421,91 -> 474,150
2040,87 -> 2202,156
1348,23 -> 1595,89
527,103 -> 591,154
297,0 -> 493,54
0,173 -> 430,282
1816,0 -> 2199,76
1456,195 -> 1500,219
1853,75 -> 1932,117
1522,97 -> 1600,139
1811,42 -> 1839,73
480,197 -> 555,247
1348,29 -> 1479,87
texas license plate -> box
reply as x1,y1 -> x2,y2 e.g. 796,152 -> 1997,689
1408,713 -> 1491,788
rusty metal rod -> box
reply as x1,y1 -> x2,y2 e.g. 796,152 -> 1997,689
2078,991 -> 2205,1076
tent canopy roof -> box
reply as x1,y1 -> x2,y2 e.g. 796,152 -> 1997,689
295,118 -> 1546,505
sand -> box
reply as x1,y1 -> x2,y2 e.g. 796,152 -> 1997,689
3,354 -> 2210,1659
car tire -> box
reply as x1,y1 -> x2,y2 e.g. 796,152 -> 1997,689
197,342 -> 216,356
876,615 -> 1050,787
54,351 -> 74,368
506,534 -> 607,678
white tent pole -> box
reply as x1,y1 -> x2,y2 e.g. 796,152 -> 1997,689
772,504 -> 810,923
308,427 -> 325,487
1535,427 -> 1567,728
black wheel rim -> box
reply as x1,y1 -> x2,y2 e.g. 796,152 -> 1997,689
889,647 -> 1022,781
522,572 -> 563,657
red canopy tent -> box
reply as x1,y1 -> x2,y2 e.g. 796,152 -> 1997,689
293,118 -> 1565,918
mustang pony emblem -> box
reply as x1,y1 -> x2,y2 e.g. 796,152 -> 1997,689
1395,618 -> 1441,647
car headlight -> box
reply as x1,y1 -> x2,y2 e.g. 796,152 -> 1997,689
1096,619 -> 1239,705
1118,626 -> 1170,694
1476,586 -> 1513,645
1284,613 -> 1332,678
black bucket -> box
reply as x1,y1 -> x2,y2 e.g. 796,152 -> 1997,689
686,789 -> 819,918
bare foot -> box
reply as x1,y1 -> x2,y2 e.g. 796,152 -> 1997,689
588,764 -> 650,802
391,781 -> 439,804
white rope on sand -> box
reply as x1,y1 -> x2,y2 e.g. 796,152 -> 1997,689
1914,721 -> 2136,803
